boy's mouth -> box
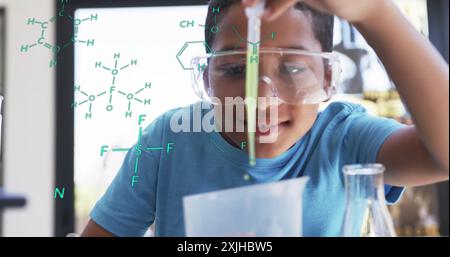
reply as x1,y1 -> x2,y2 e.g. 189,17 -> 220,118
255,120 -> 291,136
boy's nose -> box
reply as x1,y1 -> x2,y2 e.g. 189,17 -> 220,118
257,76 -> 281,109
258,76 -> 277,97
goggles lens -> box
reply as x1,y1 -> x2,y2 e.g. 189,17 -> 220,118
191,48 -> 341,105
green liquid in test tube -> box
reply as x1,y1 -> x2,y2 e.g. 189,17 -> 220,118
245,1 -> 265,166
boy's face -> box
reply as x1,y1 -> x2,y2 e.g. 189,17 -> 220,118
210,4 -> 324,158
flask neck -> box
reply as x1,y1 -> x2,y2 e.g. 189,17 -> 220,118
344,172 -> 385,202
342,164 -> 396,237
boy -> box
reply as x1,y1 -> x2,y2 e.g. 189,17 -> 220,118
82,0 -> 449,236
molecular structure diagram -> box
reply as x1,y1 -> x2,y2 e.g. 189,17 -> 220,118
231,25 -> 277,64
95,52 -> 138,86
176,6 -> 277,70
20,0 -> 97,68
176,6 -> 220,71
99,115 -> 175,187
73,53 -> 152,119
179,6 -> 220,34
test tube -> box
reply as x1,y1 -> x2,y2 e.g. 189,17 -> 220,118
245,1 -> 265,166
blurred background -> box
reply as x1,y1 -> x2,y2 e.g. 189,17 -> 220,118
0,0 -> 448,237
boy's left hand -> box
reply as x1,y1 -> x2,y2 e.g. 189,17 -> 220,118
243,0 -> 387,24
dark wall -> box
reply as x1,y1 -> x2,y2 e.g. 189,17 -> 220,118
427,0 -> 449,237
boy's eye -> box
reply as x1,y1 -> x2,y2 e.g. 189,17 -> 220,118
218,64 -> 246,77
280,62 -> 307,75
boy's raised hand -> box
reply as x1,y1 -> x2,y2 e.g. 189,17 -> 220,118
242,0 -> 386,24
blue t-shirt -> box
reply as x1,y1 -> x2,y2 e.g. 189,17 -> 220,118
90,101 -> 405,237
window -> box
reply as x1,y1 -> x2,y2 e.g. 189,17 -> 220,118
73,5 -> 207,235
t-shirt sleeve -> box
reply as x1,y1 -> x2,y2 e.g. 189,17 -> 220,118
343,104 -> 406,204
90,116 -> 164,237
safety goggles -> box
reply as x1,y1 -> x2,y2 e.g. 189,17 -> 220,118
191,48 -> 341,105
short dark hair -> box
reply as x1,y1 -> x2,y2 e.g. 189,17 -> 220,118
205,0 -> 334,52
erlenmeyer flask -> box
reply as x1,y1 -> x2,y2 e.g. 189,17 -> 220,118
342,164 -> 396,237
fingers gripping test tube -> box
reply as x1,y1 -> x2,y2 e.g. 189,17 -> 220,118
245,1 -> 265,166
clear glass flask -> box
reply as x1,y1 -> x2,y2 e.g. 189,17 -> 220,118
342,164 -> 397,237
